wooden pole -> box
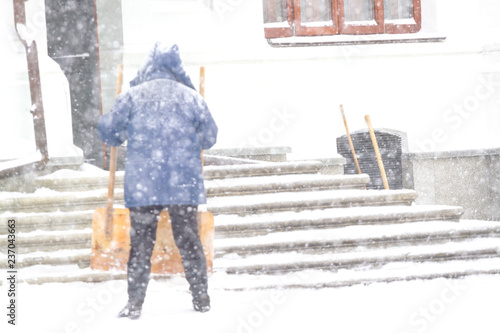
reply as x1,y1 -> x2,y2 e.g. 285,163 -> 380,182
340,105 -> 362,175
115,64 -> 124,96
104,64 -> 124,240
14,0 -> 49,163
199,66 -> 205,98
365,115 -> 390,190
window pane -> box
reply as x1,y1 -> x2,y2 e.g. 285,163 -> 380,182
300,0 -> 332,23
384,0 -> 413,20
263,0 -> 288,23
343,0 -> 375,22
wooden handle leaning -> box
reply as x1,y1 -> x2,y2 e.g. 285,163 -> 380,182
365,115 -> 390,190
199,66 -> 205,98
340,105 -> 362,176
105,146 -> 117,239
105,64 -> 124,239
115,64 -> 124,96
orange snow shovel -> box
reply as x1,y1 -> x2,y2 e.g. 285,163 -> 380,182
90,65 -> 214,274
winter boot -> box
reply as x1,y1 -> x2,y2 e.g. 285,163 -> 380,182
192,292 -> 211,313
118,300 -> 143,320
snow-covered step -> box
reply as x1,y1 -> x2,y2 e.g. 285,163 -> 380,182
0,188 -> 416,216
7,256 -> 500,288
2,172 -> 367,216
0,207 -> 464,268
0,199 -> 461,250
1,218 -> 482,269
208,189 -> 418,215
0,205 -> 469,265
205,161 -> 324,179
214,205 -> 464,237
0,249 -> 90,269
215,220 -> 500,256
214,257 -> 500,290
12,265 -> 127,285
0,210 -> 94,234
0,188 -> 124,214
32,161 -> 326,192
0,229 -> 91,254
206,173 -> 369,197
215,238 -> 500,275
34,167 -> 114,192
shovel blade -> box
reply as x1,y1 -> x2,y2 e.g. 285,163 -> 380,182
90,208 -> 214,274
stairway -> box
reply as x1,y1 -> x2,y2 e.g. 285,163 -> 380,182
1,157 -> 500,289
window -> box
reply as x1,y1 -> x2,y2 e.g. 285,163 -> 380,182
263,0 -> 421,38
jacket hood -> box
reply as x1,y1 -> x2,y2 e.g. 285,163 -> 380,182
129,42 -> 196,90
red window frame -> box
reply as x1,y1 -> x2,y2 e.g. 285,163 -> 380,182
384,0 -> 421,34
263,0 -> 294,38
338,0 -> 384,34
263,0 -> 421,38
293,0 -> 339,36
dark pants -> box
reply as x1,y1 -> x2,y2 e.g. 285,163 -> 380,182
127,205 -> 208,303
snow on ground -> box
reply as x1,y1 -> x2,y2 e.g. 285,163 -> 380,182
1,274 -> 500,333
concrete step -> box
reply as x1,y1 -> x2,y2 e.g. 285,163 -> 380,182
216,238 -> 500,275
3,169 -> 369,215
208,189 -> 418,216
0,249 -> 90,269
206,173 -> 369,197
34,168 -> 112,192
0,205 -> 464,266
12,266 -> 128,285
0,189 -> 125,214
7,256 -> 500,288
214,220 -> 500,257
214,257 -> 500,290
1,188 -> 428,236
32,161 -> 326,192
0,211 -> 94,234
3,217 -> 495,264
214,205 -> 464,238
0,186 -> 415,216
205,146 -> 292,163
0,229 -> 91,254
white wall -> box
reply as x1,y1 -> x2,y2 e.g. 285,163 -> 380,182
120,0 -> 500,158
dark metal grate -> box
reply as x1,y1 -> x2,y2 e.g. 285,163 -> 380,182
337,130 -> 403,190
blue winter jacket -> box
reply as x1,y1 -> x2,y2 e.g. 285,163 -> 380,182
98,42 -> 218,208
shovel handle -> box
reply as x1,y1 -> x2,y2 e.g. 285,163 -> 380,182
365,115 -> 390,190
340,105 -> 362,175
199,66 -> 205,98
104,64 -> 124,239
105,146 -> 117,238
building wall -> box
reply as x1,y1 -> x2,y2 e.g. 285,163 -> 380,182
405,149 -> 500,220
115,0 -> 500,160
